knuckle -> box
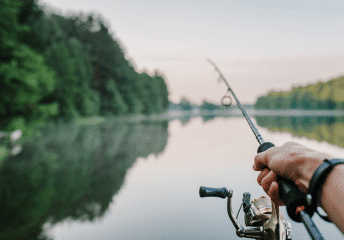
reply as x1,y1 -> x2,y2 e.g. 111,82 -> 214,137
263,184 -> 270,194
254,153 -> 263,162
283,141 -> 294,147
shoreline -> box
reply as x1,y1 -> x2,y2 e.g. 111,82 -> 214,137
75,109 -> 344,126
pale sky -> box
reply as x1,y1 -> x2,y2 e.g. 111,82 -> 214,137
40,0 -> 344,104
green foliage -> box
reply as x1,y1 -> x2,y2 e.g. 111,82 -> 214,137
152,72 -> 169,112
0,145 -> 8,163
255,76 -> 344,110
103,80 -> 129,116
0,0 -> 170,132
0,44 -> 57,129
81,89 -> 101,116
4,117 -> 26,132
122,87 -> 145,114
41,12 -> 169,117
200,100 -> 222,111
179,98 -> 194,111
0,0 -> 24,56
0,0 -> 57,132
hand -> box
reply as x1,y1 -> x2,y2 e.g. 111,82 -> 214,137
253,142 -> 332,206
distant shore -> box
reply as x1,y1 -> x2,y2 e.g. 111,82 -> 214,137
75,109 -> 344,126
166,108 -> 344,118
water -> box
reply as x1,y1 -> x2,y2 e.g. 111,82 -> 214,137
0,115 -> 343,239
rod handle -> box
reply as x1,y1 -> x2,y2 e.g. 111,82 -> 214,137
257,142 -> 308,222
257,142 -> 275,153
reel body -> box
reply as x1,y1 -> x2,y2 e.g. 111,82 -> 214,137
199,186 -> 292,240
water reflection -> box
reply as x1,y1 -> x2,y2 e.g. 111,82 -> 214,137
255,116 -> 344,148
178,116 -> 192,126
201,114 -> 216,123
0,120 -> 168,240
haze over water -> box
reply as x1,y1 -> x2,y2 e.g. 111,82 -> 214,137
2,115 -> 344,239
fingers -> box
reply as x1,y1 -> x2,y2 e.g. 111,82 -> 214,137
257,168 -> 269,186
253,152 -> 268,171
254,142 -> 304,207
257,170 -> 285,206
268,181 -> 284,206
253,145 -> 277,171
253,142 -> 300,171
260,170 -> 277,193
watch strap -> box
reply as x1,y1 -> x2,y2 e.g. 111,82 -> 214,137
306,158 -> 344,221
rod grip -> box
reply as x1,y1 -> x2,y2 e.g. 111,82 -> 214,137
257,142 -> 275,153
257,142 -> 307,222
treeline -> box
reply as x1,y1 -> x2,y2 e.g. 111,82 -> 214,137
199,100 -> 226,111
169,98 -> 226,111
0,0 -> 168,131
255,76 -> 344,110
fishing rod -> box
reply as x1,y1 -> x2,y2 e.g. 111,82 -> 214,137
199,59 -> 325,240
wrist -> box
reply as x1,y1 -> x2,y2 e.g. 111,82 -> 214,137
306,159 -> 344,221
318,163 -> 344,205
301,153 -> 332,187
297,156 -> 326,193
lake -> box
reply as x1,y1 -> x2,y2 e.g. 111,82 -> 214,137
1,114 -> 343,239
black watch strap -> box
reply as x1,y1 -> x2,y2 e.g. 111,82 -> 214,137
306,158 -> 344,221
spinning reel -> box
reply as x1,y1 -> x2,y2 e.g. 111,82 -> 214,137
199,186 -> 292,240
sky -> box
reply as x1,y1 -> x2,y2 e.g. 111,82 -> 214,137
40,0 -> 344,104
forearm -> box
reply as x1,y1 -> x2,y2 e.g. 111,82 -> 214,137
318,165 -> 344,233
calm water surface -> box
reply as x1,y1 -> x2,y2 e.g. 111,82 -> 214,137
1,115 -> 343,239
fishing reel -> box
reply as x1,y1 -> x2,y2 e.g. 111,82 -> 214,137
199,186 -> 292,240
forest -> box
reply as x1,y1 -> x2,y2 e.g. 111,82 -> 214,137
255,76 -> 344,110
0,0 -> 169,132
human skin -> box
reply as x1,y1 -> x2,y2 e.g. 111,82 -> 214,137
253,142 -> 344,234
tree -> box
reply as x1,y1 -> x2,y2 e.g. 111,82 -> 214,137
0,0 -> 57,130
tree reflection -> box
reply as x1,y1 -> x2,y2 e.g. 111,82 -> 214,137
0,120 -> 168,239
201,114 -> 216,123
179,116 -> 192,126
255,116 -> 344,148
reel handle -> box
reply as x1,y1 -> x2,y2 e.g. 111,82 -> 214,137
257,142 -> 308,222
243,192 -> 251,213
199,186 -> 228,198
